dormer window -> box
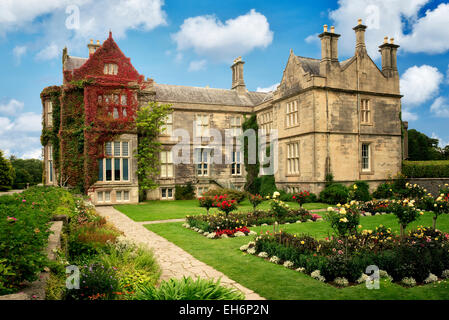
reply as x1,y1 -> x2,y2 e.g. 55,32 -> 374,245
104,63 -> 118,75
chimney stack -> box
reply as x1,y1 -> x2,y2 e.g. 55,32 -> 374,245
87,39 -> 101,56
231,56 -> 246,94
353,19 -> 367,55
319,24 -> 340,76
379,36 -> 399,77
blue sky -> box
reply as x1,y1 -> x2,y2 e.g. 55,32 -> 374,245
1,0 -> 449,158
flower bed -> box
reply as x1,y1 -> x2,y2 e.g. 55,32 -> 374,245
241,226 -> 449,287
0,186 -> 76,295
184,208 -> 322,239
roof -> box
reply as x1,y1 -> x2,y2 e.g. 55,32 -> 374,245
63,56 -> 88,71
154,83 -> 270,107
296,56 -> 320,75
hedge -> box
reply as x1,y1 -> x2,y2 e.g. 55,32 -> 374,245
402,160 -> 449,178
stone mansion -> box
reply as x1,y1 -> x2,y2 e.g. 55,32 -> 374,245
41,19 -> 404,205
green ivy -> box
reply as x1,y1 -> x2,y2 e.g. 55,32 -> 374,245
241,114 -> 260,194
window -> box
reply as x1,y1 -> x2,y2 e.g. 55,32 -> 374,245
97,191 -> 111,203
48,145 -> 53,183
361,143 -> 371,171
361,99 -> 371,124
116,190 -> 130,202
195,148 -> 210,176
104,63 -> 118,75
231,151 -> 241,175
98,141 -> 130,182
98,93 -> 128,119
160,150 -> 174,178
161,188 -> 174,200
286,100 -> 298,127
195,114 -> 209,137
230,116 -> 242,137
287,142 -> 300,175
46,100 -> 53,127
162,113 -> 173,136
197,187 -> 209,197
258,111 -> 273,132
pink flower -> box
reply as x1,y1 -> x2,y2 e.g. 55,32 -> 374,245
338,250 -> 343,255
22,199 -> 26,203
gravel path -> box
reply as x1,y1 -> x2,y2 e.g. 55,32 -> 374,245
95,206 -> 264,300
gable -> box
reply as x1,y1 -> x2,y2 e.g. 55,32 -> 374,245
72,32 -> 143,83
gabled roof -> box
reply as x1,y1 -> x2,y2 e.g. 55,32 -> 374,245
63,56 -> 88,71
296,56 -> 320,75
154,83 -> 269,107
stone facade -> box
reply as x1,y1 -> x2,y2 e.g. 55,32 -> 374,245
41,20 -> 404,204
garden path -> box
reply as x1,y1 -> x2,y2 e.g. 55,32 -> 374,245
95,206 -> 264,300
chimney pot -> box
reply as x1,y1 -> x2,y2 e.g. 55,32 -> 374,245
90,39 -> 93,44
323,24 -> 328,32
358,18 -> 362,25
330,26 -> 335,33
96,40 -> 100,45
390,38 -> 394,44
384,36 -> 388,43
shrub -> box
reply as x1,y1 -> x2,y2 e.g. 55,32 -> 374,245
259,175 -> 277,197
349,181 -> 371,202
372,182 -> 394,199
66,262 -> 120,300
203,188 -> 246,203
0,150 -> 14,191
325,203 -> 360,237
248,194 -> 263,211
212,195 -> 237,216
198,196 -> 214,214
175,182 -> 196,200
133,277 -> 245,300
319,183 -> 349,204
292,191 -> 311,207
403,160 -> 449,178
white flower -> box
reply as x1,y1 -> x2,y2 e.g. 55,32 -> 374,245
295,267 -> 305,273
258,252 -> 268,258
249,231 -> 257,236
240,244 -> 249,251
401,277 -> 416,287
441,270 -> 449,279
310,270 -> 325,282
283,261 -> 294,269
247,248 -> 256,255
327,207 -> 334,212
424,273 -> 438,284
269,256 -> 280,264
273,191 -> 280,198
334,277 -> 349,287
356,274 -> 369,284
234,231 -> 246,237
207,232 -> 216,239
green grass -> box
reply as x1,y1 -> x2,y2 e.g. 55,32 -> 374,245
115,199 -> 330,222
145,212 -> 449,300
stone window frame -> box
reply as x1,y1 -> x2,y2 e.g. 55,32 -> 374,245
360,98 -> 372,126
160,187 -> 174,200
286,141 -> 300,176
98,140 -> 131,183
360,141 -> 374,175
46,100 -> 53,127
285,100 -> 299,128
197,186 -> 209,198
194,147 -> 212,177
160,149 -> 174,179
195,114 -> 210,137
231,150 -> 242,176
103,63 -> 118,75
161,112 -> 173,136
97,190 -> 112,203
115,190 -> 130,202
258,110 -> 273,132
47,144 -> 53,183
230,115 -> 242,137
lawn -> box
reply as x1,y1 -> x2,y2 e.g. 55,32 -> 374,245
115,199 -> 330,222
145,212 -> 449,300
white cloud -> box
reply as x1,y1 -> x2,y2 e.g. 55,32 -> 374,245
0,99 -> 24,116
402,109 -> 418,122
256,83 -> 280,93
172,9 -> 273,62
22,148 -> 42,160
0,0 -> 167,60
315,0 -> 449,59
36,43 -> 59,61
400,65 -> 443,107
13,45 -> 27,65
431,132 -> 449,148
430,96 -> 449,118
446,64 -> 449,84
305,33 -> 320,45
12,112 -> 42,132
188,60 -> 207,72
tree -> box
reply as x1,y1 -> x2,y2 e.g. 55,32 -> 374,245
135,101 -> 173,201
407,129 -> 443,160
9,156 -> 43,189
0,150 -> 15,191
241,114 -> 259,194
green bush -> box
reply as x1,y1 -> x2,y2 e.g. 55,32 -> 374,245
319,183 -> 349,204
403,160 -> 449,178
372,182 -> 394,199
349,181 -> 371,202
203,188 -> 246,203
0,150 -> 14,191
175,182 -> 196,200
258,175 -> 277,197
133,277 -> 245,300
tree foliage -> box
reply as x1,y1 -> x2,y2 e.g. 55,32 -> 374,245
408,129 -> 447,160
135,101 -> 173,201
241,114 -> 259,194
0,150 -> 15,191
9,156 -> 42,189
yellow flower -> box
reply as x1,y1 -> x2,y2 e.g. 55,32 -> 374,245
300,241 -> 305,245
339,217 -> 348,223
